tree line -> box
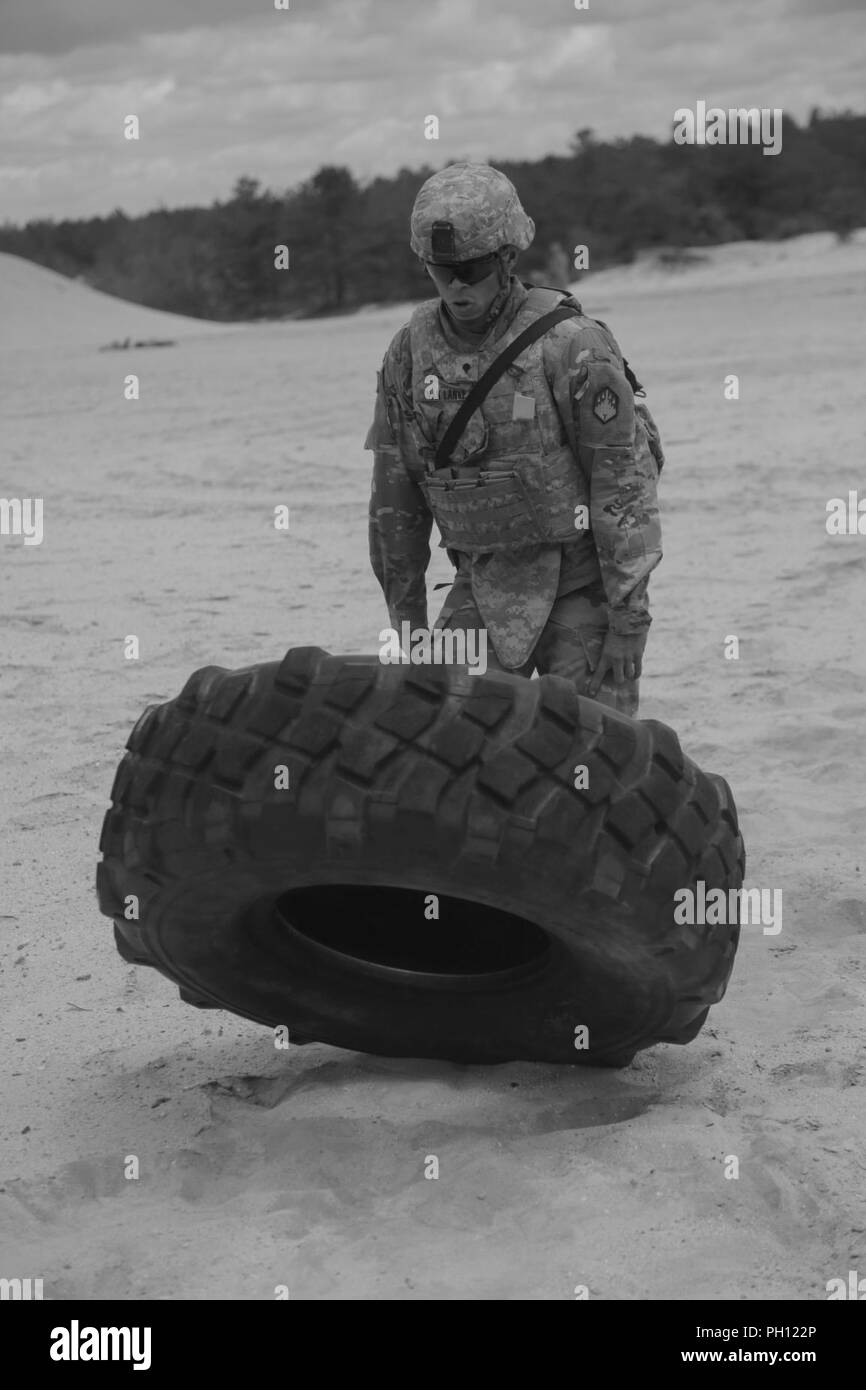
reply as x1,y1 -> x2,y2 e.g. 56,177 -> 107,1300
1,109 -> 863,321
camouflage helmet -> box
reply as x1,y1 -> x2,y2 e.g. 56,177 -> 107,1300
410,161 -> 535,262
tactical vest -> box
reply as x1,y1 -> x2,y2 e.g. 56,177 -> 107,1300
407,288 -> 589,555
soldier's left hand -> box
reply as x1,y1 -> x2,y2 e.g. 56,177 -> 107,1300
586,630 -> 648,695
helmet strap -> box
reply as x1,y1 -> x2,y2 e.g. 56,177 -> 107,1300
473,249 -> 514,332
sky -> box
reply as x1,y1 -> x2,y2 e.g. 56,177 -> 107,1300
1,0 -> 864,224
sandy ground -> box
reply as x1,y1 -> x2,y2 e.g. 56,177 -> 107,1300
2,236 -> 865,1300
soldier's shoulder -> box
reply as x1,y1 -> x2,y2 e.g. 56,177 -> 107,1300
542,303 -> 624,370
549,306 -> 620,347
377,323 -> 413,397
383,297 -> 439,356
381,320 -> 412,365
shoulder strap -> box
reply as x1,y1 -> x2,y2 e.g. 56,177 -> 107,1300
433,304 -> 579,471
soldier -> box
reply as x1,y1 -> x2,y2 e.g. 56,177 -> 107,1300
365,162 -> 665,715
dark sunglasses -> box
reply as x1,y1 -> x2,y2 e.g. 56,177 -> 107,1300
424,253 -> 500,286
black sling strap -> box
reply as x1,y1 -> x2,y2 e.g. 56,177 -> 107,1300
433,304 -> 579,472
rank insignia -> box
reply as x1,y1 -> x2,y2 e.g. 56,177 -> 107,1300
592,386 -> 619,423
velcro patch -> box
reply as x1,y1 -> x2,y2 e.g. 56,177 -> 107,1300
592,386 -> 619,423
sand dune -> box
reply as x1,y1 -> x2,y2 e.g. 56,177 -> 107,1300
1,235 -> 865,1300
575,228 -> 866,300
0,252 -> 228,351
3,229 -> 863,355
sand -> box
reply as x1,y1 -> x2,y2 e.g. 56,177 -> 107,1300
1,234 -> 865,1300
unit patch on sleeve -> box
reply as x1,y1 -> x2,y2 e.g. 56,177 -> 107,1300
592,386 -> 619,423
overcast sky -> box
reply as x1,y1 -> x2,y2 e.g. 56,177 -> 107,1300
1,0 -> 864,223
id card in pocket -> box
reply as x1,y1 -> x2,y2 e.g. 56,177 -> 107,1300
511,392 -> 536,421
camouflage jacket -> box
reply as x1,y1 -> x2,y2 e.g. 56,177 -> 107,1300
365,278 -> 663,662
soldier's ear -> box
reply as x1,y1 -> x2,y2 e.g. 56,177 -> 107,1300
501,245 -> 519,271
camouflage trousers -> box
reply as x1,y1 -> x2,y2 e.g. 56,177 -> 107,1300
433,575 -> 640,717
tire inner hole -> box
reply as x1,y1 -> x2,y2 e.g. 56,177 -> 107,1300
275,885 -> 551,975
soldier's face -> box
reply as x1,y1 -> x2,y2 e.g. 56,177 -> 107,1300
425,257 -> 504,325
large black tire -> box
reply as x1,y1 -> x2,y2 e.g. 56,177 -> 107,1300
97,648 -> 744,1067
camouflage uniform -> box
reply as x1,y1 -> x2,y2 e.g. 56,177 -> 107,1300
366,164 -> 664,715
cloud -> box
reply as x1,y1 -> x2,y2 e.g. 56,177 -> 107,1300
0,0 -> 863,222
0,0 -> 265,56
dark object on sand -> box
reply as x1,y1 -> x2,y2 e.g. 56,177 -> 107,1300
98,337 -> 177,351
97,648 -> 744,1067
